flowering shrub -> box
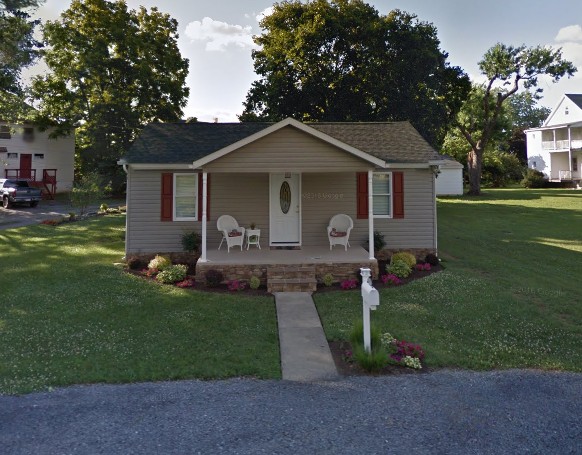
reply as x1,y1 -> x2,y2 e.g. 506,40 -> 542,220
41,219 -> 61,226
381,274 -> 402,286
415,263 -> 431,272
382,333 -> 425,369
156,264 -> 187,284
340,279 -> 358,290
402,356 -> 422,370
145,267 -> 158,277
227,279 -> 247,291
389,339 -> 425,363
176,278 -> 195,288
148,255 -> 171,272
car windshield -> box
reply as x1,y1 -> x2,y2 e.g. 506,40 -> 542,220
5,180 -> 30,188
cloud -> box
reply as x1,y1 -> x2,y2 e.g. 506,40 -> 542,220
555,25 -> 582,42
256,6 -> 274,23
552,25 -> 582,69
184,17 -> 255,52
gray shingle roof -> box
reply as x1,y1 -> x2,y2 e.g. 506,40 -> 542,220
124,120 -> 442,165
565,94 -> 582,110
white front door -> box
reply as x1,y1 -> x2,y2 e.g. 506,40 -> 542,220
270,173 -> 301,244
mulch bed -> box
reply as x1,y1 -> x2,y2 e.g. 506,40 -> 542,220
328,340 -> 430,376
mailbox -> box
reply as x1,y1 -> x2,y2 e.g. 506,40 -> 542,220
361,282 -> 379,309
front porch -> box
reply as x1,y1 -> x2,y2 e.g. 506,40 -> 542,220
195,245 -> 378,293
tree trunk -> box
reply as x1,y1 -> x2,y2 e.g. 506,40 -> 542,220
467,147 -> 483,195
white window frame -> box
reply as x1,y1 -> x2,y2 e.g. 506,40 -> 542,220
173,173 -> 198,221
33,153 -> 45,160
372,172 -> 393,219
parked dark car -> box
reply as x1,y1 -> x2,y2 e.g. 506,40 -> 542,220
1,179 -> 43,209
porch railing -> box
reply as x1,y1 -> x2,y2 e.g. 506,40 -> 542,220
559,170 -> 572,180
542,140 -> 570,150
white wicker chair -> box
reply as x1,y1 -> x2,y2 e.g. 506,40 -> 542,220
217,215 -> 245,252
327,214 -> 353,251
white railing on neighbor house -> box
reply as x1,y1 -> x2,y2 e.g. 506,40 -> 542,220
542,140 -> 570,150
559,170 -> 572,180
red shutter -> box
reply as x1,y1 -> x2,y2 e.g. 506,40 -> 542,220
197,173 -> 210,220
161,173 -> 173,221
393,171 -> 404,219
356,172 -> 368,219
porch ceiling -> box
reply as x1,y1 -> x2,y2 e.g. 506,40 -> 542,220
203,245 -> 372,265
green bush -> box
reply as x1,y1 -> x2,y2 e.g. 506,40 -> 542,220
182,231 -> 201,252
249,276 -> 261,290
366,230 -> 386,252
322,273 -> 334,287
148,255 -> 171,271
482,151 -> 525,187
521,168 -> 548,188
99,203 -> 108,212
156,264 -> 187,284
390,252 -> 416,269
425,253 -> 439,266
349,320 -> 382,350
205,269 -> 224,287
386,259 -> 412,279
349,320 -> 387,372
352,345 -> 388,372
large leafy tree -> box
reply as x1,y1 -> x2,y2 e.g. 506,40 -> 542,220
453,43 -> 576,195
0,0 -> 42,94
0,0 -> 43,120
32,0 -> 189,190
240,0 -> 470,148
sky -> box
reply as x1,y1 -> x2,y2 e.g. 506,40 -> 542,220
28,0 -> 582,122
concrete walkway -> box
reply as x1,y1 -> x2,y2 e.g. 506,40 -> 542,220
274,292 -> 339,381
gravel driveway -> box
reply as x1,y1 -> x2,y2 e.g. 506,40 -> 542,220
1,370 -> 580,455
0,199 -> 123,230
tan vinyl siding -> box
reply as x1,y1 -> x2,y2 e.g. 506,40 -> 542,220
125,170 -> 270,254
205,126 -> 371,173
126,169 -> 435,254
301,169 -> 435,248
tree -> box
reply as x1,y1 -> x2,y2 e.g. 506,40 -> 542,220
0,0 -> 43,120
453,43 -> 575,195
240,0 -> 470,148
31,0 -> 189,192
0,1 -> 43,95
506,91 -> 550,163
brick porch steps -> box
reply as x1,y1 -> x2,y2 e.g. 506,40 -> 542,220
267,265 -> 317,293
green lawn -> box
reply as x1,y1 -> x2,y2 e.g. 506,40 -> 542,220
0,216 -> 280,394
2,189 -> 580,394
315,188 -> 582,371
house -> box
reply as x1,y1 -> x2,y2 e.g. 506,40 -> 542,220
435,156 -> 463,196
0,122 -> 75,197
119,118 -> 446,291
525,94 -> 582,183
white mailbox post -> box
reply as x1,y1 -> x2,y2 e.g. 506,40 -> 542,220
360,268 -> 380,353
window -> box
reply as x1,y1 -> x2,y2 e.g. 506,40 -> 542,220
356,171 -> 404,219
23,127 -> 34,142
0,146 -> 7,153
173,173 -> 198,220
7,153 -> 17,159
372,173 -> 392,218
0,125 -> 11,139
34,153 -> 45,160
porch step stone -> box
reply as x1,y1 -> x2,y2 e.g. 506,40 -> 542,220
267,265 -> 317,293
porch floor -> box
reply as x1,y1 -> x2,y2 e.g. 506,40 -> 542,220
203,245 -> 371,265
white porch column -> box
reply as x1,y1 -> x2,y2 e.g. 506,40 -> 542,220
368,170 -> 374,260
200,171 -> 208,262
568,126 -> 574,180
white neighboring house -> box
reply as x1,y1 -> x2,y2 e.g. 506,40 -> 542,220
0,122 -> 75,197
525,94 -> 582,183
436,156 -> 463,196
